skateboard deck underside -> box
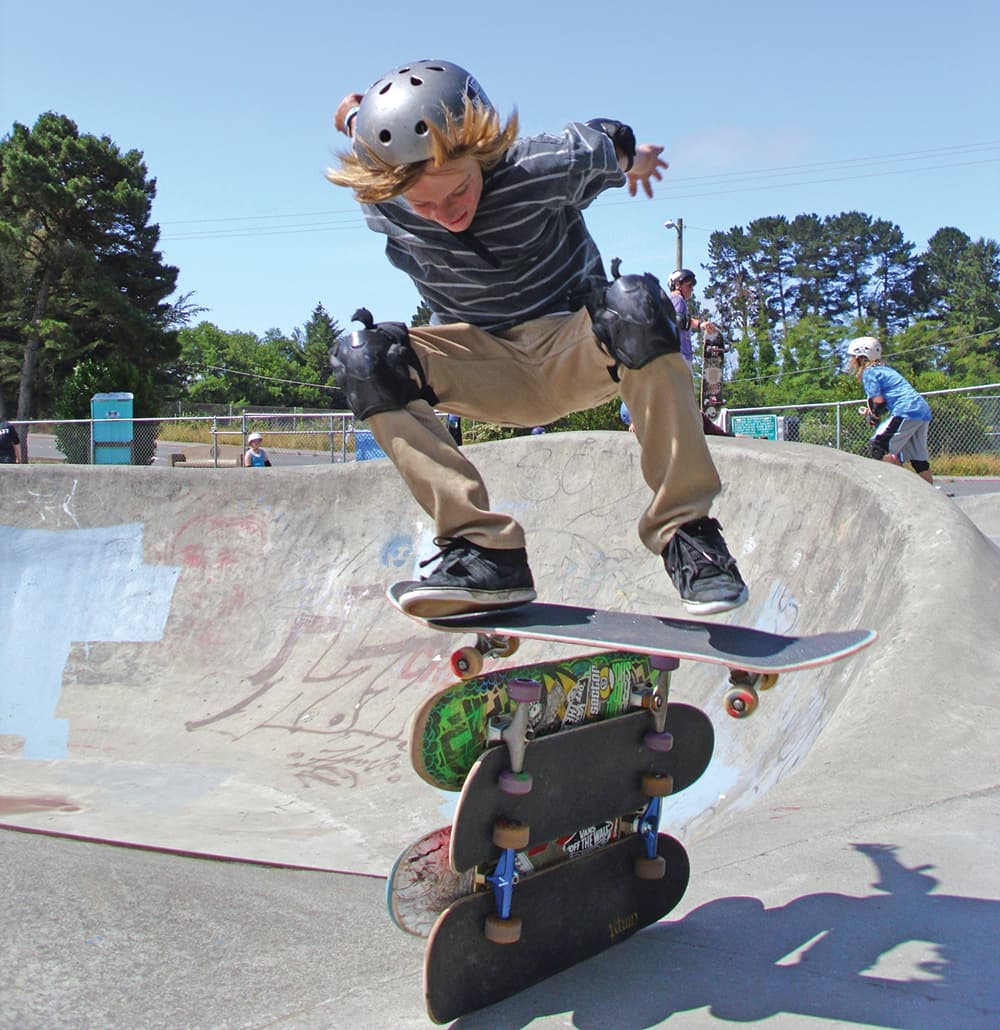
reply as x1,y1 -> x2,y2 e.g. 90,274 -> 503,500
450,704 -> 714,871
701,332 -> 726,417
409,651 -> 652,790
424,832 -> 690,1024
388,819 -> 619,938
426,601 -> 877,674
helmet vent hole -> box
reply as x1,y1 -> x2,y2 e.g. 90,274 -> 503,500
378,130 -> 392,144
410,76 -> 424,87
378,83 -> 391,96
414,120 -> 429,137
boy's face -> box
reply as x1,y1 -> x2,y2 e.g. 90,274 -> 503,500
402,157 -> 483,232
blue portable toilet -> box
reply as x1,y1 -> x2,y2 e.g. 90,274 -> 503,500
91,392 -> 134,465
354,428 -> 386,461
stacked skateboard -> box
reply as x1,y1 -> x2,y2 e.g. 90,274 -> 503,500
386,584 -> 877,1022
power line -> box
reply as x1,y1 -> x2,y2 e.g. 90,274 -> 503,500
158,140 -> 1000,242
196,363 -> 339,392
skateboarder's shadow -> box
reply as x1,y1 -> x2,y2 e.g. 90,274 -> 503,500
453,842 -> 999,1028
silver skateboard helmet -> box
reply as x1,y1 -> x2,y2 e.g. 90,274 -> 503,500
667,268 -> 697,290
353,59 -> 494,167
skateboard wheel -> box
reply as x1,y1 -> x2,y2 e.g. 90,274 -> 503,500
498,768 -> 533,796
507,678 -> 542,704
759,673 -> 778,691
643,730 -> 674,752
724,685 -> 758,719
634,854 -> 666,880
451,646 -> 483,679
493,637 -> 520,659
641,772 -> 674,798
484,913 -> 522,945
492,820 -> 531,851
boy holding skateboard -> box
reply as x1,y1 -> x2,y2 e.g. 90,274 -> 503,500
847,336 -> 934,484
327,59 -> 747,618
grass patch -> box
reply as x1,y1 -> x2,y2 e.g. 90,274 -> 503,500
934,453 -> 1000,477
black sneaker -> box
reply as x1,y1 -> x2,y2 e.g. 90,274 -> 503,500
662,516 -> 748,615
399,537 -> 536,618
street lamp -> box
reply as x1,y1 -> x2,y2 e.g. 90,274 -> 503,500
663,218 -> 683,270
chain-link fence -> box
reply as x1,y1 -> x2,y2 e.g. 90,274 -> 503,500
16,412 -> 390,467
727,384 -> 1000,462
11,383 -> 999,467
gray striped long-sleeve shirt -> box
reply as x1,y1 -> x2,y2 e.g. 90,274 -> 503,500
361,121 -> 627,331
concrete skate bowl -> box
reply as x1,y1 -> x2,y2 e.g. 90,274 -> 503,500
2,434 -> 997,876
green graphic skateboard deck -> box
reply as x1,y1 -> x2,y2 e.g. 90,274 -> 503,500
409,651 -> 652,791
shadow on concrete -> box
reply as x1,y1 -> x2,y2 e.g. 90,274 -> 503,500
455,843 -> 999,1029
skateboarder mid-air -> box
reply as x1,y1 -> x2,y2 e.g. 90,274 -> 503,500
326,59 -> 748,619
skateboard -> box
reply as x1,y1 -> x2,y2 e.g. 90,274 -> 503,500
700,323 -> 730,421
387,819 -> 619,938
424,831 -> 690,1024
389,701 -> 712,935
448,704 -> 713,871
388,583 -> 875,1020
390,582 -> 878,718
409,651 -> 653,790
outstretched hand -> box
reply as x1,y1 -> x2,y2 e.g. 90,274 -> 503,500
626,144 -> 668,198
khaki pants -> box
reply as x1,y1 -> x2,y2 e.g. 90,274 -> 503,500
367,307 -> 721,556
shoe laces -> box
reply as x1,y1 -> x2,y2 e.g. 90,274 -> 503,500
419,536 -> 468,573
668,518 -> 737,576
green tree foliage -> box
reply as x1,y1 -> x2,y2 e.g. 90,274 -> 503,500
0,112 -> 180,422
177,304 -> 345,410
703,210 -> 1000,411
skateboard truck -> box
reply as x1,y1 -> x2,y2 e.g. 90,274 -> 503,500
484,819 -> 531,944
642,654 -> 678,751
450,633 -> 520,679
485,678 -> 543,796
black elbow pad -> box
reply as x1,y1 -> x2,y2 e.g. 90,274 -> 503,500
585,119 -> 636,171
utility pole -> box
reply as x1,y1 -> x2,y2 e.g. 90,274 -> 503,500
663,218 -> 683,270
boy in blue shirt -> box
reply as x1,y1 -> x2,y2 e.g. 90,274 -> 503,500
847,336 -> 933,484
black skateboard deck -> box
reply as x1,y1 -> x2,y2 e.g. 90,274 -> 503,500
449,704 -> 713,872
387,582 -> 877,675
424,831 -> 690,1024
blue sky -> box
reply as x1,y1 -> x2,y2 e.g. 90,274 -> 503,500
2,0 -> 998,340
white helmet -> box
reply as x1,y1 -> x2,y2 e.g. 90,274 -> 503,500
248,432 -> 262,443
847,336 -> 881,361
668,268 -> 697,290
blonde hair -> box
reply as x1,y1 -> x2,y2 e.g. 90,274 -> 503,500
327,98 -> 519,204
849,353 -> 879,379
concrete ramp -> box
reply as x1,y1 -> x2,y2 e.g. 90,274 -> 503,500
1,435 -> 997,885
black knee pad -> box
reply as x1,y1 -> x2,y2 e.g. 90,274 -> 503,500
868,439 -> 889,460
330,308 -> 438,420
587,271 -> 680,370
911,459 -> 930,474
